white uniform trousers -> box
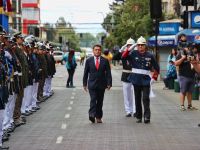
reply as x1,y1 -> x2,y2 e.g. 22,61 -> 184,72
25,85 -> 33,111
21,86 -> 32,113
122,82 -> 135,114
0,110 -> 4,146
31,82 -> 39,108
43,77 -> 52,97
3,94 -> 16,130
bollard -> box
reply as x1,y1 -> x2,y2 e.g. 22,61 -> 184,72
168,78 -> 174,89
192,84 -> 199,100
174,79 -> 180,93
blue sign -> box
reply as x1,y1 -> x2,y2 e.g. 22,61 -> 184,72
159,23 -> 180,35
191,11 -> 200,28
0,14 -> 8,32
148,35 -> 176,47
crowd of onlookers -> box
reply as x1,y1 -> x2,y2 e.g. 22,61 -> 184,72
163,33 -> 200,111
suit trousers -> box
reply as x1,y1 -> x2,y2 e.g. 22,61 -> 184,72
122,82 -> 135,114
89,89 -> 105,118
37,76 -> 45,100
134,85 -> 150,120
13,89 -> 24,120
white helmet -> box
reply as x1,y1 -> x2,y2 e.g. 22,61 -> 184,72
126,38 -> 135,45
137,36 -> 146,45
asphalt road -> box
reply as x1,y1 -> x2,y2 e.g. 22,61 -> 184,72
6,63 -> 200,150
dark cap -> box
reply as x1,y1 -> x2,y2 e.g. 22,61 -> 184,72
13,32 -> 24,38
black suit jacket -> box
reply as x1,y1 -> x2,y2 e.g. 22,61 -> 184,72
83,56 -> 112,90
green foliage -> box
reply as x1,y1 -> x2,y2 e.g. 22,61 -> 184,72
79,33 -> 98,48
102,0 -> 153,47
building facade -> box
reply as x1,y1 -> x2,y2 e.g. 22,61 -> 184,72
21,0 -> 40,36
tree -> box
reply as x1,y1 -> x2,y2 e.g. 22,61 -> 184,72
79,33 -> 98,48
55,17 -> 80,51
102,0 -> 153,47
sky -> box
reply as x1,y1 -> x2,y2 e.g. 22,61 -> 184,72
40,0 -> 114,35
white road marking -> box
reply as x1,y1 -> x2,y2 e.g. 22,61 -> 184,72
72,92 -> 76,95
61,123 -> 67,129
71,96 -> 74,99
56,136 -> 63,144
70,101 -> 74,105
67,106 -> 72,110
65,114 -> 70,119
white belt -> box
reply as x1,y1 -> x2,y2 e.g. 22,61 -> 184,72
14,72 -> 18,75
122,69 -> 132,73
132,68 -> 150,75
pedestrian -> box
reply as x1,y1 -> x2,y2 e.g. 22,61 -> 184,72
175,38 -> 197,111
112,38 -> 136,117
122,36 -> 160,124
167,48 -> 177,70
63,49 -> 77,88
102,49 -> 113,68
163,60 -> 177,89
83,44 -> 112,123
190,58 -> 200,126
80,50 -> 86,66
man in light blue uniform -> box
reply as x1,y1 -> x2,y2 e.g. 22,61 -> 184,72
122,36 -> 160,124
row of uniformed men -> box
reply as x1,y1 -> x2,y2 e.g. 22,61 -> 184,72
0,31 -> 56,149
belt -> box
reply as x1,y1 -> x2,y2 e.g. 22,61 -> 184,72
132,68 -> 150,75
122,69 -> 132,73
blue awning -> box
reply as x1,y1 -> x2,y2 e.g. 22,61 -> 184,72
148,35 -> 176,47
176,29 -> 200,44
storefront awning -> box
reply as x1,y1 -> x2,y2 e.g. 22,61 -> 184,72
176,29 -> 200,44
148,35 -> 176,47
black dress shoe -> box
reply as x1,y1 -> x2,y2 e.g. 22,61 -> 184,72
126,113 -> 132,117
198,123 -> 200,127
0,145 -> 9,149
144,119 -> 150,124
136,118 -> 142,123
89,116 -> 95,123
133,113 -> 136,118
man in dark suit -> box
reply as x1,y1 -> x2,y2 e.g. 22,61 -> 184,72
83,44 -> 112,123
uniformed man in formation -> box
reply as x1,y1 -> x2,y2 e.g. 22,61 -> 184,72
0,29 -> 56,149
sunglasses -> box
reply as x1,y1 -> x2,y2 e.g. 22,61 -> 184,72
137,44 -> 145,46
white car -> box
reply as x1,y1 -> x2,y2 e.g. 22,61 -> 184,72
75,52 -> 81,61
86,51 -> 93,58
53,50 -> 64,64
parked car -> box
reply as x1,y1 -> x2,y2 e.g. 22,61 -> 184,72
53,50 -> 64,64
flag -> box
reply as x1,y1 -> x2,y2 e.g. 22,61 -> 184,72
0,0 -> 3,13
6,0 -> 12,12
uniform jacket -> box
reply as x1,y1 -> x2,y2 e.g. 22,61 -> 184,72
15,46 -> 29,88
113,51 -> 132,83
127,50 -> 160,86
83,56 -> 112,90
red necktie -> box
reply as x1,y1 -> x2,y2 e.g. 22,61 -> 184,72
96,57 -> 99,70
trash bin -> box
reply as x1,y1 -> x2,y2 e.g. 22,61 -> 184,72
174,79 -> 180,93
192,84 -> 199,100
168,78 -> 174,89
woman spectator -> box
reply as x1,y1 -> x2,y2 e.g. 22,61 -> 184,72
163,60 -> 177,89
63,49 -> 77,88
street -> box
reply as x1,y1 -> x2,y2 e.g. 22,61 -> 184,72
6,63 -> 200,150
